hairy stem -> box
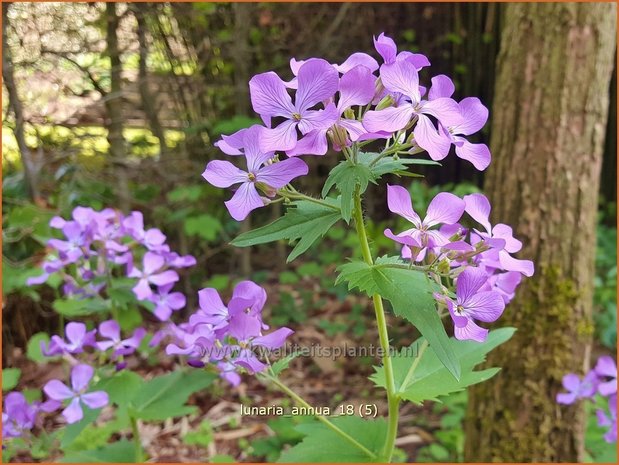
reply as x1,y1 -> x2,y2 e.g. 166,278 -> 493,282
352,187 -> 399,462
264,374 -> 377,460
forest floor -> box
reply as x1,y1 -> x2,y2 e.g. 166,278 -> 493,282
5,272 -> 451,463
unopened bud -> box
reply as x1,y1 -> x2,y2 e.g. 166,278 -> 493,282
376,94 -> 395,111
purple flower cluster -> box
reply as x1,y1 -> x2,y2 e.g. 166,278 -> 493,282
158,281 -> 293,386
27,207 -> 195,321
204,33 -> 491,221
557,356 -> 617,443
384,185 -> 533,342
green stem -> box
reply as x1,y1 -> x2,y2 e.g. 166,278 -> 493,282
265,374 -> 377,460
130,415 -> 144,462
352,188 -> 399,462
279,190 -> 339,210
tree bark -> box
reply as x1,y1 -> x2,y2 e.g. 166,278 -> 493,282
134,4 -> 169,158
104,2 -> 129,212
2,3 -> 41,202
464,3 -> 616,462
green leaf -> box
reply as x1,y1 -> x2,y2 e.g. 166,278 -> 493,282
211,454 -> 236,463
231,200 -> 341,262
2,368 -> 21,391
271,352 -> 301,377
322,161 -> 374,222
61,407 -> 102,449
278,416 -> 386,463
59,440 -> 135,463
371,328 -> 515,404
95,371 -> 143,408
372,266 -> 461,381
53,298 -> 109,317
357,152 -> 440,179
27,332 -> 53,363
336,257 -> 460,380
184,214 -> 223,242
131,370 -> 216,421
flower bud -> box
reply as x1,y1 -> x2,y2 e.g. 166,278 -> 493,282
376,94 -> 395,111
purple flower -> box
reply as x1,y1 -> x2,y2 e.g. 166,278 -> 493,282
205,125 -> 309,220
122,211 -> 168,252
128,252 -> 179,300
287,65 -> 377,155
597,394 -> 617,443
556,371 -> 598,404
464,193 -> 535,277
249,59 -> 339,154
2,392 -> 38,439
595,356 -> 618,397
42,322 -> 97,356
373,32 -> 430,69
97,320 -> 146,358
43,364 -> 109,424
384,184 -> 465,259
437,267 -> 506,343
149,283 -> 186,321
425,77 -> 491,170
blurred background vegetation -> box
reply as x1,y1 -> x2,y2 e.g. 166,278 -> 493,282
2,2 -> 616,462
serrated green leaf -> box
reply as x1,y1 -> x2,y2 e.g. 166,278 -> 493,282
271,352 -> 301,377
59,440 -> 134,463
53,298 -> 109,317
322,161 -> 375,222
371,328 -> 515,404
357,152 -> 440,179
231,200 -> 341,262
336,257 -> 459,380
372,267 -> 460,380
278,416 -> 386,463
2,368 -> 21,391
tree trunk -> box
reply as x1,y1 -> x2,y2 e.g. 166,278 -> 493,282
104,2 -> 129,212
464,3 -> 616,462
134,4 -> 169,158
2,3 -> 41,202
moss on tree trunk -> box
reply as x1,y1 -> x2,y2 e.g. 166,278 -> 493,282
464,3 -> 616,462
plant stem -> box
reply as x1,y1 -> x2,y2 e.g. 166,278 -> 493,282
264,374 -> 377,460
352,187 -> 399,462
278,190 -> 340,211
130,415 -> 144,462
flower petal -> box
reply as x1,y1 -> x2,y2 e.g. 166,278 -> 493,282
424,192 -> 465,227
71,364 -> 94,392
374,33 -> 397,64
595,356 -> 618,378
99,320 -> 121,342
256,158 -> 308,188
454,319 -> 488,343
456,140 -> 491,171
363,105 -> 415,134
295,59 -> 339,112
249,71 -> 295,117
44,380 -> 74,401
413,114 -> 452,161
259,120 -> 298,153
386,184 -> 422,226
252,327 -> 294,350
202,160 -> 248,188
464,193 -> 492,233
498,251 -> 535,277
463,290 -> 505,323
80,391 -> 109,409
420,97 -> 463,127
198,288 -> 227,315
65,322 -> 87,347
428,75 -> 455,100
62,397 -> 83,424
285,129 -> 329,157
456,267 -> 490,303
336,52 -> 379,73
224,182 -> 265,221
232,280 -> 267,314
453,97 -> 489,135
297,104 -> 339,134
150,270 -> 179,287
380,60 -> 420,102
214,127 -> 248,155
338,65 -> 376,110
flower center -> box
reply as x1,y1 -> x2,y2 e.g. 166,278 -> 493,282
248,173 -> 256,181
292,113 -> 302,121
456,304 -> 465,315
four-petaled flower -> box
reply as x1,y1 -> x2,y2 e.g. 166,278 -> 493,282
556,371 -> 598,404
97,320 -> 146,359
42,322 -> 97,357
202,125 -> 308,220
129,251 -> 180,300
43,364 -> 109,424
